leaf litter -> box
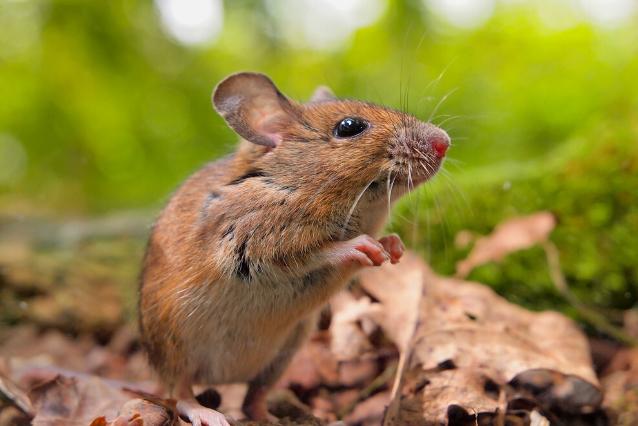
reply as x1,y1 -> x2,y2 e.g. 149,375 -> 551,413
0,211 -> 635,425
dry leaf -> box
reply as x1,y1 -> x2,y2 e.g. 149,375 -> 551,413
357,252 -> 424,426
0,371 -> 34,419
421,368 -> 502,424
29,375 -> 129,425
107,398 -> 176,426
329,291 -> 379,361
343,391 -> 389,426
456,212 -> 556,278
338,359 -> 378,387
357,256 -> 423,353
414,272 -> 598,384
279,336 -> 339,390
358,250 -> 604,424
601,347 -> 638,424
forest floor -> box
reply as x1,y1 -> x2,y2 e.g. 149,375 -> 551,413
0,211 -> 637,425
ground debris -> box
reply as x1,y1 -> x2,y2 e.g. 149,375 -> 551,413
0,212 -> 635,425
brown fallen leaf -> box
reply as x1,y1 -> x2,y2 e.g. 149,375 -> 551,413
356,253 -> 424,426
104,398 -> 176,426
329,291 -> 378,361
0,324 -> 155,391
0,371 -> 34,419
309,391 -> 336,422
419,368 -> 502,424
0,405 -> 32,426
29,375 -> 129,425
357,257 -> 423,354
343,391 -> 390,426
267,388 -> 312,421
358,250 -> 604,424
601,347 -> 638,425
0,326 -> 96,376
509,369 -> 602,414
338,358 -> 378,387
455,211 -> 556,278
279,334 -> 339,390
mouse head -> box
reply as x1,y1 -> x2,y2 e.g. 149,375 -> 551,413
212,72 -> 450,208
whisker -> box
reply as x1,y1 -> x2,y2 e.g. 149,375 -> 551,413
428,87 -> 459,123
434,115 -> 465,128
418,160 -> 430,176
386,169 -> 395,219
439,167 -> 472,218
407,162 -> 414,194
388,172 -> 398,211
443,157 -> 465,166
340,178 -> 376,239
424,63 -> 452,94
417,59 -> 456,119
411,181 -> 422,247
428,175 -> 450,258
433,113 -> 487,127
423,183 -> 433,261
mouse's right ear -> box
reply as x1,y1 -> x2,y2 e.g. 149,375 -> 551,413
310,85 -> 337,103
212,72 -> 300,148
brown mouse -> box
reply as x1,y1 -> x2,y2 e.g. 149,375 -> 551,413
138,72 -> 450,426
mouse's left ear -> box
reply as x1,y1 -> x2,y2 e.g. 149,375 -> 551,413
212,72 -> 300,148
310,85 -> 337,103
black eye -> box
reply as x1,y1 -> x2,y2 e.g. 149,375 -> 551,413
334,117 -> 368,138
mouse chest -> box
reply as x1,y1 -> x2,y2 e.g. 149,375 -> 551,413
356,204 -> 389,237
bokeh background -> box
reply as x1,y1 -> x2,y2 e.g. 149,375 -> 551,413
0,0 -> 637,331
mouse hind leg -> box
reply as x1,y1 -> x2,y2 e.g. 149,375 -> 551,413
242,313 -> 318,420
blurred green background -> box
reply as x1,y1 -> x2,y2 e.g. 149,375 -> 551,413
0,0 -> 637,330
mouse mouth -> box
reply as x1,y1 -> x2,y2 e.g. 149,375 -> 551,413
391,166 -> 438,188
387,147 -> 445,189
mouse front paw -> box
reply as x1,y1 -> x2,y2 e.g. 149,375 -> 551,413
340,234 -> 391,267
379,233 -> 404,264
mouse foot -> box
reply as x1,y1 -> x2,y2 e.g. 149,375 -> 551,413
379,233 -> 404,264
177,399 -> 231,426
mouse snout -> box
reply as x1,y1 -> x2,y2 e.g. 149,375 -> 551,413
388,120 -> 450,183
390,122 -> 450,159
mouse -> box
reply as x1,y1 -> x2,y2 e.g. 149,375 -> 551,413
138,72 -> 450,426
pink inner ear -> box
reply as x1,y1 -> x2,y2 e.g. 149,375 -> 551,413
263,131 -> 282,146
251,110 -> 287,146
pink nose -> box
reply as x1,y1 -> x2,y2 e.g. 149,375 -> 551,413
430,133 -> 450,158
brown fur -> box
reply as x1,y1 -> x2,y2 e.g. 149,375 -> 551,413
138,72 -> 449,420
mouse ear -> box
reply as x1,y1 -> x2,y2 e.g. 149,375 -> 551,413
310,85 -> 337,103
212,72 -> 299,148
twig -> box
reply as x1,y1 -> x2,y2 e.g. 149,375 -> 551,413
382,325 -> 421,425
543,241 -> 638,347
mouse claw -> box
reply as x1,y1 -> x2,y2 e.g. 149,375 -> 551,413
379,234 -> 404,264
